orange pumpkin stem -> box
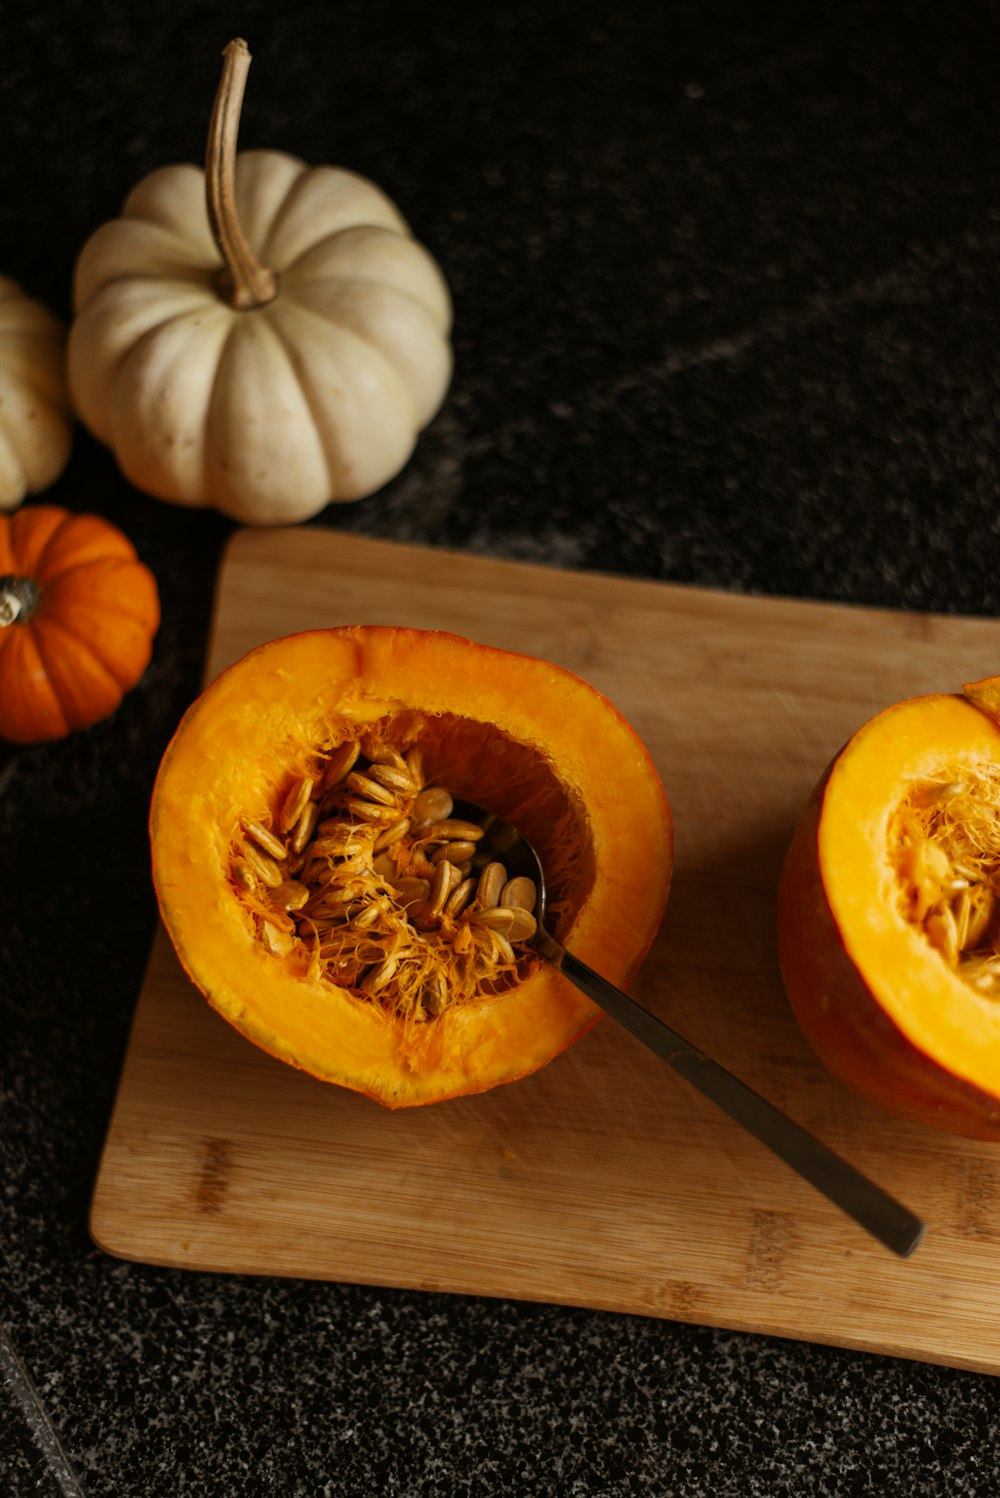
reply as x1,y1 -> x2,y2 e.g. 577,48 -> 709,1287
0,575 -> 38,627
205,38 -> 278,312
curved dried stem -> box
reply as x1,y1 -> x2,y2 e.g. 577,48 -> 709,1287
205,38 -> 278,311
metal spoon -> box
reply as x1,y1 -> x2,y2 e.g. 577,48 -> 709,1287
453,799 -> 926,1258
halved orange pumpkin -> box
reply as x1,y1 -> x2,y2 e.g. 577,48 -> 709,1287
151,625 -> 672,1106
778,675 -> 1000,1139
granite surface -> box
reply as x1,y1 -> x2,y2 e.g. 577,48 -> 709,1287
4,0 -> 1000,1492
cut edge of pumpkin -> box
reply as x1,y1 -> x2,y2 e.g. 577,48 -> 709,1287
818,689 -> 1000,1100
151,625 -> 673,1107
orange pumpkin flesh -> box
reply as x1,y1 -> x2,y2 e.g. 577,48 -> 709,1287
151,625 -> 673,1107
778,678 -> 1000,1139
0,505 -> 160,743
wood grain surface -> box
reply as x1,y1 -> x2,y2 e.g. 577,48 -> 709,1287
91,527 -> 1000,1372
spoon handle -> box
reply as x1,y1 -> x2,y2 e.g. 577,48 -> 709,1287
557,949 -> 926,1257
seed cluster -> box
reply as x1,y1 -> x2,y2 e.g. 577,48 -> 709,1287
230,739 -> 539,1022
891,769 -> 1000,994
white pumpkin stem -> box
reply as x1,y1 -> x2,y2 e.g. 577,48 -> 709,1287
206,38 -> 278,311
0,575 -> 39,627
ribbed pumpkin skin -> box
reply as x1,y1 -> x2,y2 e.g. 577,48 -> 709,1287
150,626 -> 674,1107
68,151 -> 453,525
0,505 -> 160,743
0,277 -> 74,512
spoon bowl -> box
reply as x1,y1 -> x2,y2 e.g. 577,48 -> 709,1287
454,799 -> 926,1258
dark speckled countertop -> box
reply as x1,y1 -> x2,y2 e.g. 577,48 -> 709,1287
4,1 -> 1000,1492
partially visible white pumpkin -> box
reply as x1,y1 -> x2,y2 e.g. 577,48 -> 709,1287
67,39 -> 452,525
0,278 -> 74,512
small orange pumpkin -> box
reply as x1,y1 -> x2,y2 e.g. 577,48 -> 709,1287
150,626 -> 672,1106
0,505 -> 160,743
778,675 -> 1000,1139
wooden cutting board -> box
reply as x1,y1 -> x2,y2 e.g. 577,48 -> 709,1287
92,527 -> 1000,1373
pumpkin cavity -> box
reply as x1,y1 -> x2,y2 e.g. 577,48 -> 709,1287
228,709 -> 593,1025
890,761 -> 1000,995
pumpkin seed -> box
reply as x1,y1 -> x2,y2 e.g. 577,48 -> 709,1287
501,876 -> 537,913
243,819 -> 288,861
422,972 -> 448,1017
926,904 -> 959,964
475,862 -> 507,909
345,797 -> 404,824
368,763 -> 418,796
352,903 -> 383,930
502,907 -> 537,943
424,819 -> 485,844
290,800 -> 319,855
279,776 -> 314,834
411,787 -> 453,828
394,877 -> 430,912
310,834 -> 358,857
346,771 -> 399,807
485,928 -> 516,966
362,953 -> 398,993
428,860 -> 461,917
314,820 -> 374,852
960,886 -> 994,951
405,746 -> 425,787
244,840 -> 284,888
432,839 -> 477,865
367,745 -> 408,772
271,879 -> 310,912
261,921 -> 295,956
445,877 -> 477,919
473,905 -> 517,933
374,817 -> 411,852
322,740 -> 360,789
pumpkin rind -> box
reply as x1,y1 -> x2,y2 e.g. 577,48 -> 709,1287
150,626 -> 673,1107
0,278 -> 74,512
0,505 -> 160,743
778,689 -> 1000,1139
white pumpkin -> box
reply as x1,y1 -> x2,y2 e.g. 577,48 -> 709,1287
0,277 -> 74,512
67,39 -> 452,525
